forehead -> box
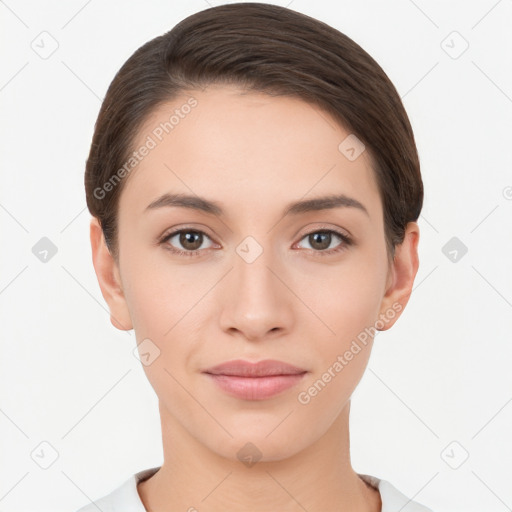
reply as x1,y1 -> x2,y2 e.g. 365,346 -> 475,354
119,84 -> 381,221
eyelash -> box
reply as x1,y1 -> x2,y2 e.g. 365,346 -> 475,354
158,226 -> 353,258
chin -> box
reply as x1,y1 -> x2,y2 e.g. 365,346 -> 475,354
202,426 -> 310,465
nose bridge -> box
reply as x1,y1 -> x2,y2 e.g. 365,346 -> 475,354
218,234 -> 292,340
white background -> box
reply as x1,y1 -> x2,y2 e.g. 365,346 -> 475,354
1,1 -> 511,511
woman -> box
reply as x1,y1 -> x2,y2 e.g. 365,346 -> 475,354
78,2 -> 432,510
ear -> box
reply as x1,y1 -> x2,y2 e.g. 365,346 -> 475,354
377,222 -> 420,331
89,217 -> 133,331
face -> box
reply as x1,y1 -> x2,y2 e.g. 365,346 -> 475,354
95,84 -> 415,462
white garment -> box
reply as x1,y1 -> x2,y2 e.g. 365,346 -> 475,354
75,466 -> 434,512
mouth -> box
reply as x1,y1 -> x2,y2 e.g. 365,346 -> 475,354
202,359 -> 308,400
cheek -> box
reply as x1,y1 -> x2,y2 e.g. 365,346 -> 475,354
296,341 -> 372,436
124,265 -> 203,404
296,281 -> 378,418
122,256 -> 213,390
316,289 -> 377,387
121,249 -> 210,336
301,261 -> 384,344
123,275 -> 173,337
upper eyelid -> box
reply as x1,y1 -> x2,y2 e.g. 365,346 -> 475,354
162,225 -> 351,249
296,225 -> 351,240
162,227 -> 216,244
163,221 -> 351,238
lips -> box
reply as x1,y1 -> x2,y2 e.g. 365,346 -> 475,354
202,359 -> 308,400
203,359 -> 307,377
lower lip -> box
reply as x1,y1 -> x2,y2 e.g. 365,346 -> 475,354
204,373 -> 307,400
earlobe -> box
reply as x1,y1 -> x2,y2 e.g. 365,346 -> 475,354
89,217 -> 133,331
377,222 -> 420,331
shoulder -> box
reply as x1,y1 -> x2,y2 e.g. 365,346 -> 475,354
358,473 -> 435,512
73,467 -> 160,512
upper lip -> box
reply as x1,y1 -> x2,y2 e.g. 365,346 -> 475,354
203,359 -> 307,377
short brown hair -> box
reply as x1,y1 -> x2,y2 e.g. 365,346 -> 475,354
84,2 -> 423,263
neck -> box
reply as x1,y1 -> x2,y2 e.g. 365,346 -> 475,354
137,400 -> 381,512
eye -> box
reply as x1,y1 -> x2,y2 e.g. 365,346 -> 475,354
159,226 -> 353,258
159,228 -> 216,257
295,229 -> 353,256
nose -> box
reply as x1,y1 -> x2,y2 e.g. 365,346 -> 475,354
218,242 -> 294,342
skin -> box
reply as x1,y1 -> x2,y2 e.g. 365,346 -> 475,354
90,84 -> 419,511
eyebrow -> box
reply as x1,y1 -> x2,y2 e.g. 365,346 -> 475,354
144,192 -> 369,217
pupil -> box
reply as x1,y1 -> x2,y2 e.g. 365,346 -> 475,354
311,232 -> 330,250
181,231 -> 201,250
